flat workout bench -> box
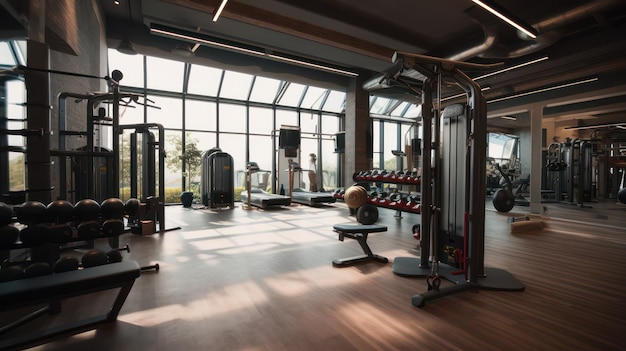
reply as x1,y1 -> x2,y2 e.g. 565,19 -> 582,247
332,224 -> 388,266
0,260 -> 141,350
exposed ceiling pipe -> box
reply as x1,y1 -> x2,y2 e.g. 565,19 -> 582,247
529,0 -> 622,36
448,0 -> 623,61
447,24 -> 498,61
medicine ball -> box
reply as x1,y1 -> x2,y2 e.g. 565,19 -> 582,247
81,249 -> 108,268
15,201 -> 47,225
101,198 -> 125,219
23,262 -> 53,278
74,199 -> 101,221
46,200 -> 74,223
53,256 -> 80,273
0,202 -> 13,226
124,198 -> 140,216
344,185 -> 368,209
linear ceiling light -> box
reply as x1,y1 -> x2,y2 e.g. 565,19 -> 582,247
441,86 -> 491,102
471,0 -> 538,39
212,0 -> 229,22
488,77 -> 599,104
564,122 -> 626,130
150,24 -> 359,77
475,56 -> 548,80
500,115 -> 516,120
266,53 -> 359,77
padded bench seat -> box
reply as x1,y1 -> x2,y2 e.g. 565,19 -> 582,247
0,260 -> 141,350
332,224 -> 388,266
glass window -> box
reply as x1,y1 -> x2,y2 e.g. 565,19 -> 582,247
181,132 -> 214,198
322,90 -> 345,113
301,87 -> 327,110
163,130 -> 183,202
300,111 -> 318,134
185,99 -> 216,132
218,103 -> 246,133
372,120 -> 381,170
108,49 -> 144,88
219,71 -> 253,100
6,79 -> 26,191
249,107 -> 273,135
119,100 -> 145,125
371,97 -> 393,115
218,133 -> 246,188
0,41 -> 16,66
276,109 -> 298,131
404,104 -> 421,118
321,114 -> 341,135
390,101 -> 410,116
383,121 -> 400,170
277,83 -> 306,107
300,137 -> 317,191
146,95 -> 182,129
248,134 -> 273,190
146,56 -> 184,92
187,65 -> 223,96
321,138 -> 338,190
249,76 -> 281,103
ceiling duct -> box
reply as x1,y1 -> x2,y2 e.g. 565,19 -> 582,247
449,0 -> 623,61
172,43 -> 195,57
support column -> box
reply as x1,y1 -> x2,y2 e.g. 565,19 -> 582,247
25,0 -> 52,203
344,76 -> 372,187
529,103 -> 543,214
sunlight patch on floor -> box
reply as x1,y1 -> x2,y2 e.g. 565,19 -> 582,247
121,280 -> 269,326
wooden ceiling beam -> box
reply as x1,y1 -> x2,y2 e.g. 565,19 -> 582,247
163,0 -> 396,62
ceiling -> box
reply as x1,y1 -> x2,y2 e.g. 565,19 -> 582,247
13,1 -> 626,132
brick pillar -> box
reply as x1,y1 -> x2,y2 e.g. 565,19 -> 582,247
344,76 -> 372,187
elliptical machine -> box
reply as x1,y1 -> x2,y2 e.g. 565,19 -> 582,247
492,164 -> 515,212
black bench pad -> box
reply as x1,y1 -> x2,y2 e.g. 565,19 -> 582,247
333,224 -> 388,233
0,261 -> 141,310
0,261 -> 141,350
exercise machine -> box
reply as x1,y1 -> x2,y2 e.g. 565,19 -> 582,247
201,148 -> 235,209
241,161 -> 290,209
366,51 -> 524,307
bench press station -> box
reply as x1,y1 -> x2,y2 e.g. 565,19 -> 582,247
332,224 -> 389,266
0,261 -> 141,350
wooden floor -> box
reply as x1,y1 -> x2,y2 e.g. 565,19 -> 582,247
6,198 -> 626,351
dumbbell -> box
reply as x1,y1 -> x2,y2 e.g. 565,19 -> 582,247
47,200 -> 75,243
75,199 -> 101,240
124,198 -> 140,217
0,265 -> 24,282
0,201 -> 13,226
23,262 -> 53,278
53,249 -> 125,273
81,248 -> 125,268
101,198 -> 125,237
15,201 -> 49,246
0,225 -> 19,249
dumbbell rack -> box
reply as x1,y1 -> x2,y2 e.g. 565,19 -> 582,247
353,170 -> 422,215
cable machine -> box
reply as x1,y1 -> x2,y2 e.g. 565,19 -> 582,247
369,52 -> 524,307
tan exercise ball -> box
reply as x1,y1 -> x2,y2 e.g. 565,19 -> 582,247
344,185 -> 367,209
